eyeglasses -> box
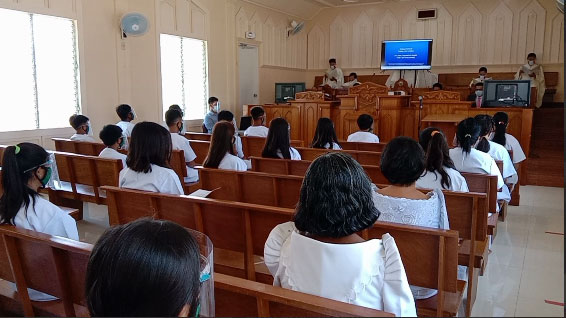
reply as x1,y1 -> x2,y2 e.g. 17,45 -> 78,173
23,160 -> 53,174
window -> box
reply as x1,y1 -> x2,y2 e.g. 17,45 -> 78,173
160,34 -> 209,121
0,8 -> 81,132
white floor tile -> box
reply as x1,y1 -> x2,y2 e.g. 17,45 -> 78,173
515,296 -> 565,317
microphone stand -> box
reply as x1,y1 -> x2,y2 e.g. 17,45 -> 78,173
418,96 -> 424,133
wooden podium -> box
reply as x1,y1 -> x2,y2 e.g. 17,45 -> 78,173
421,114 -> 468,145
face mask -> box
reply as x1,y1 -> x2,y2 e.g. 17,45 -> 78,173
130,109 -> 136,121
528,60 -> 535,66
330,65 -> 336,70
119,137 -> 126,149
479,75 -> 485,80
38,167 -> 52,188
476,90 -> 484,97
177,122 -> 184,135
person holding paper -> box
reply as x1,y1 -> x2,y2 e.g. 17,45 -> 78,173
385,70 -> 438,88
322,58 -> 344,89
515,53 -> 545,108
469,67 -> 492,88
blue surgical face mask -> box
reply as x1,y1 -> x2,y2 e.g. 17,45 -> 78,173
119,137 -> 126,149
476,90 -> 484,97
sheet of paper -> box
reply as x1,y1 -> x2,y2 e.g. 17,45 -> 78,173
189,189 -> 214,198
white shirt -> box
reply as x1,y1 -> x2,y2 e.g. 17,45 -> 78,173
347,131 -> 380,143
119,164 -> 183,195
277,147 -> 302,161
218,152 -> 248,171
12,195 -> 79,301
342,79 -> 361,88
244,126 -> 269,138
170,133 -> 199,183
323,67 -> 344,89
449,148 -> 504,190
264,222 -> 417,317
417,168 -> 469,192
490,133 -> 526,164
485,141 -> 517,181
323,142 -> 342,150
70,134 -> 95,142
515,64 -> 545,108
116,121 -> 135,138
235,135 -> 244,159
99,147 -> 127,169
373,189 -> 450,299
469,76 -> 492,87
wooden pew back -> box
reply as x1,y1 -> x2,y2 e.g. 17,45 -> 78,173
338,142 -> 386,152
188,140 -> 210,165
0,225 -> 91,317
53,138 -> 107,156
295,148 -> 381,166
185,132 -> 211,141
241,136 -> 304,158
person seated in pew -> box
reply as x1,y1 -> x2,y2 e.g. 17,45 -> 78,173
432,82 -> 443,91
0,143 -> 79,301
515,52 -> 545,108
262,118 -> 302,161
469,66 -> 492,88
69,114 -> 96,142
490,112 -> 527,169
203,97 -> 220,133
342,72 -> 361,88
115,104 -> 137,150
322,58 -> 344,89
475,115 -> 516,198
264,152 -> 416,317
449,118 -> 505,204
374,137 -> 454,300
217,110 -> 245,159
347,114 -> 380,143
164,104 -> 187,134
417,127 -> 469,192
166,108 -> 199,183
311,118 -> 341,150
98,124 -> 127,168
86,218 -> 203,317
467,82 -> 484,108
119,122 -> 183,195
203,121 -> 248,171
244,106 -> 269,137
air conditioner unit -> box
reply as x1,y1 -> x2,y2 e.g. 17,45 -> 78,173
417,9 -> 437,20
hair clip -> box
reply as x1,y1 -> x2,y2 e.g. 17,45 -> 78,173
431,131 -> 440,137
465,134 -> 472,138
498,121 -> 505,125
14,145 -> 21,155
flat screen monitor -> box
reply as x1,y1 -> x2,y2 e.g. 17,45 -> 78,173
483,80 -> 531,107
381,39 -> 433,70
275,82 -> 306,103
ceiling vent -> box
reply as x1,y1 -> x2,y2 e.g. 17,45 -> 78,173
417,9 -> 437,20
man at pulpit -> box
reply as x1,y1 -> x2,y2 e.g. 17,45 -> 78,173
515,53 -> 545,108
385,70 -> 438,88
322,58 -> 344,89
343,73 -> 361,88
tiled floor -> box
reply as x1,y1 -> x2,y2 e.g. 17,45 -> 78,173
77,185 -> 565,317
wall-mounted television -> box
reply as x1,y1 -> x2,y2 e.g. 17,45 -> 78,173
381,39 -> 433,70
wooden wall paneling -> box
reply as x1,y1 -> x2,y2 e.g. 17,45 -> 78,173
400,108 -> 419,140
235,7 -> 249,39
275,24 -> 285,67
516,0 -> 546,63
548,13 -> 564,63
302,103 -> 319,145
160,0 -> 176,35
175,0 -> 191,36
455,4 -> 482,65
486,2 -> 513,64
307,25 -> 326,69
373,10 -> 399,68
352,12 -> 374,68
250,12 -> 263,43
329,16 -> 350,67
263,17 -> 275,66
189,0 -> 207,39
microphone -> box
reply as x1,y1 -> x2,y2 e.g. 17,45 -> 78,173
418,96 -> 424,109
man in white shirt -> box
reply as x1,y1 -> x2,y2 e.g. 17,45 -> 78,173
165,108 -> 199,183
218,110 -> 245,159
98,124 -> 127,168
69,114 -> 96,142
347,114 -> 380,143
115,104 -> 136,150
342,72 -> 361,88
322,58 -> 344,89
469,66 -> 492,87
515,52 -> 546,108
244,106 -> 269,137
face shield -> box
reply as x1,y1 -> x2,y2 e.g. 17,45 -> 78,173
187,229 -> 215,317
45,152 -> 62,190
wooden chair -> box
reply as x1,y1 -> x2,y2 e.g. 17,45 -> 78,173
185,132 -> 212,141
338,142 -> 386,152
295,148 -> 381,166
363,222 -> 464,317
0,225 -> 91,317
215,273 -> 393,317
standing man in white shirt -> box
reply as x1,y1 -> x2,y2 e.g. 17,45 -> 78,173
322,58 -> 344,89
165,108 -> 199,183
203,97 -> 220,133
244,106 -> 269,137
347,114 -> 380,143
115,104 -> 136,150
469,66 -> 492,88
515,52 -> 546,108
98,124 -> 127,168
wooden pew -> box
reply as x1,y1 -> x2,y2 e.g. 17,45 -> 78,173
363,222 -> 464,317
215,273 -> 393,317
338,141 -> 386,152
0,225 -> 91,317
295,148 -> 381,166
188,140 -> 210,165
240,136 -> 304,158
185,132 -> 212,141
103,186 -> 462,317
0,226 -> 390,318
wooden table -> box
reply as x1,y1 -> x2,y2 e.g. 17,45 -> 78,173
421,114 -> 468,145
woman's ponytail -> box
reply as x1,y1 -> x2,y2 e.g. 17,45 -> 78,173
420,128 -> 455,190
492,112 -> 509,147
456,118 -> 480,154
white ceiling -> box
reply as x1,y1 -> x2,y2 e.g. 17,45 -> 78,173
244,0 -> 394,20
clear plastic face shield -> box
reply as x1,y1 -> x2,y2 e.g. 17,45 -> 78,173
22,153 -> 59,189
187,229 -> 215,317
